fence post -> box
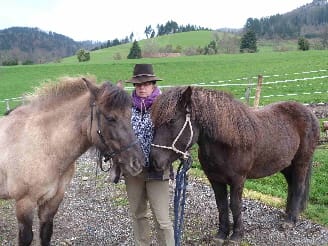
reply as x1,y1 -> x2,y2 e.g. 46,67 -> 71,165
22,95 -> 26,105
253,75 -> 263,108
244,84 -> 252,105
5,99 -> 10,111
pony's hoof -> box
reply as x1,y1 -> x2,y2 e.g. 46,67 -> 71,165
227,239 -> 241,245
280,221 -> 294,230
213,237 -> 225,246
213,231 -> 229,245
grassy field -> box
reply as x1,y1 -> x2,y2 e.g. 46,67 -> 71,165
0,33 -> 327,226
1,50 -> 327,111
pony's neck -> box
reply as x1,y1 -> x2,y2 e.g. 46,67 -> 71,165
41,93 -> 92,163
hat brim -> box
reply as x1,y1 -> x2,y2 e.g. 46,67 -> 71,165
125,75 -> 162,84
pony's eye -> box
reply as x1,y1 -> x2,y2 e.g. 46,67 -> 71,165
104,115 -> 116,122
168,118 -> 176,125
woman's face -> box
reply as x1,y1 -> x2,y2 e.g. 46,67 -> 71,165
134,81 -> 155,98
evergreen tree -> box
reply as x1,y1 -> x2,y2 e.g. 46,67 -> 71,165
240,30 -> 257,53
204,40 -> 218,54
127,40 -> 142,59
298,37 -> 310,50
144,25 -> 153,38
129,32 -> 134,42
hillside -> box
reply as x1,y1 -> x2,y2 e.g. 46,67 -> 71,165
1,0 -> 328,65
246,0 -> 328,39
0,27 -> 100,64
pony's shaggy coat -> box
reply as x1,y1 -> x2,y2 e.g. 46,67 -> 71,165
152,87 -> 258,149
150,86 -> 320,244
0,77 -> 143,245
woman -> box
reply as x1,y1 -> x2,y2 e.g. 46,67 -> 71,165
124,64 -> 174,246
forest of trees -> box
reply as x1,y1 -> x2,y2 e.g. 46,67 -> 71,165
0,27 -> 100,64
93,20 -> 210,51
244,0 -> 328,38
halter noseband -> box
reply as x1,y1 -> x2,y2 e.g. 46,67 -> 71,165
151,113 -> 193,160
90,101 -> 138,171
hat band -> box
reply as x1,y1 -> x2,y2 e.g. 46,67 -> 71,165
133,74 -> 155,78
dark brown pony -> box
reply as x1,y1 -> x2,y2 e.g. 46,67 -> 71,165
0,77 -> 143,245
150,86 -> 320,244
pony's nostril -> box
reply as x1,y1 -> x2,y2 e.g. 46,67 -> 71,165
151,159 -> 159,170
130,158 -> 142,173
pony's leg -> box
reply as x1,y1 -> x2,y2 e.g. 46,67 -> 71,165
208,179 -> 230,242
38,164 -> 75,246
281,166 -> 293,216
281,159 -> 312,227
15,197 -> 36,246
229,182 -> 245,242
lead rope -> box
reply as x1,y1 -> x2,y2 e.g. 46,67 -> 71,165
174,155 -> 192,246
151,113 -> 194,245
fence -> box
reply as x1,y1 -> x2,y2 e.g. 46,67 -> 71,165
0,96 -> 25,112
1,69 -> 327,113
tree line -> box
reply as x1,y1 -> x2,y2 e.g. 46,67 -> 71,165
0,27 -> 100,65
92,20 -> 210,51
245,0 -> 328,39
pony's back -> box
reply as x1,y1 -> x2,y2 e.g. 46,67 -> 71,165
256,101 -> 320,145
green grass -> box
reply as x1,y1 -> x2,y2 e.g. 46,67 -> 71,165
0,32 -> 327,226
189,146 -> 328,226
1,50 -> 328,112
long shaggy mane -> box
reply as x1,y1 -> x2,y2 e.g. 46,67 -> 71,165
23,76 -> 130,109
152,86 -> 259,148
26,76 -> 94,108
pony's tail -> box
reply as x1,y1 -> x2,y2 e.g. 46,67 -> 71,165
300,159 -> 312,212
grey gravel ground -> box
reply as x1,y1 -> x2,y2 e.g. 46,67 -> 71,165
1,149 -> 328,246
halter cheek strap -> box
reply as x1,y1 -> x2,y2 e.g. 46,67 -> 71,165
90,101 -> 138,171
151,113 -> 193,159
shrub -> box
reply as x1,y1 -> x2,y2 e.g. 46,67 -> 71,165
298,37 -> 310,51
22,60 -> 34,65
76,49 -> 90,62
113,52 -> 122,60
2,58 -> 18,66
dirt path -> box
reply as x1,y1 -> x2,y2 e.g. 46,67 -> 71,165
1,150 -> 328,246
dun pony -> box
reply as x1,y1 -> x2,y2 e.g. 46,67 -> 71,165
150,86 -> 320,245
0,77 -> 143,245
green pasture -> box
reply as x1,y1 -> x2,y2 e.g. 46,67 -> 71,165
0,39 -> 327,226
60,31 -> 224,64
1,49 -> 328,112
247,148 -> 328,225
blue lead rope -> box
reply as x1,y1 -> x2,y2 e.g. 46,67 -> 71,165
174,156 -> 192,246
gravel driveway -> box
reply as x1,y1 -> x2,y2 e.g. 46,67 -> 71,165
1,149 -> 328,246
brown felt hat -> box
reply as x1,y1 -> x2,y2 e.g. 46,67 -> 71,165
126,64 -> 162,84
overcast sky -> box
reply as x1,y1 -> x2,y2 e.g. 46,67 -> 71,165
1,0 -> 312,42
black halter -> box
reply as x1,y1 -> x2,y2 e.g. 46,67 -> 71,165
90,101 -> 138,172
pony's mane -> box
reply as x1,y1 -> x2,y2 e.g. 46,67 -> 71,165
101,82 -> 132,110
18,76 -> 131,113
25,76 -> 94,108
152,86 -> 259,148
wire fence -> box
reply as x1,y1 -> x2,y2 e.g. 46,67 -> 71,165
1,69 -> 327,113
0,96 -> 25,112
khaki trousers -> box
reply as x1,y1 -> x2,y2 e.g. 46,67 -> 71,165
125,174 -> 175,246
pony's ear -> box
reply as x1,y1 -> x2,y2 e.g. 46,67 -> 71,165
181,86 -> 192,112
116,80 -> 124,89
83,77 -> 100,98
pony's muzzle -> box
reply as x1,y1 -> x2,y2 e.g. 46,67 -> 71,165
124,157 -> 142,176
149,156 -> 166,172
130,159 -> 143,176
